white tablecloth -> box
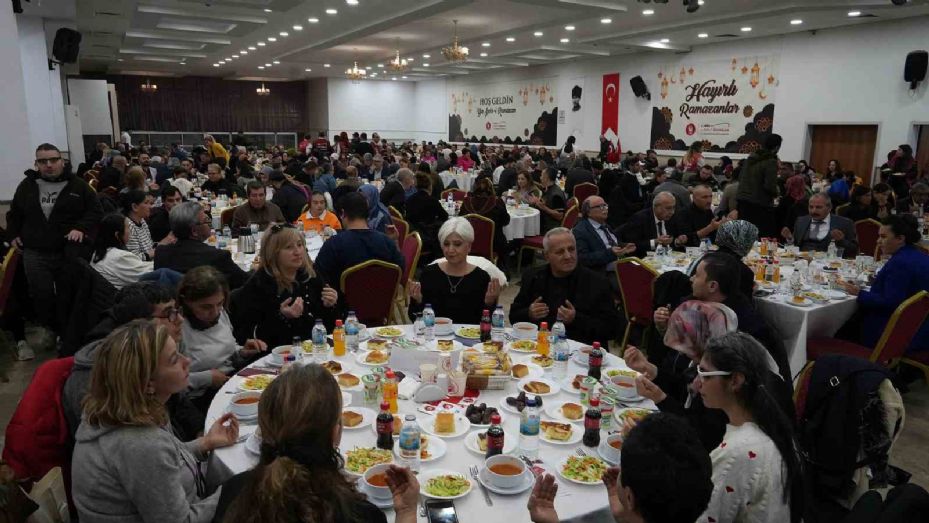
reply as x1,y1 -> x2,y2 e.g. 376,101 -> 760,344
503,207 -> 541,242
439,171 -> 477,193
206,324 -> 653,522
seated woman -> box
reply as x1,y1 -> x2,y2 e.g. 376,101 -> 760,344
777,175 -> 809,234
840,185 -> 874,222
214,364 -> 420,523
71,320 -> 239,522
409,217 -> 501,325
121,189 -> 158,260
178,266 -> 267,400
230,225 -> 340,347
418,161 -> 444,198
841,214 -> 929,350
405,172 -> 449,259
460,177 -> 510,266
92,213 -> 155,290
359,184 -> 392,234
870,182 -> 895,221
512,171 -> 542,204
456,148 -> 475,171
690,220 -> 758,299
696,332 -> 801,523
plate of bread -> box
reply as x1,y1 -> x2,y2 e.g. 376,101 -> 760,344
544,401 -> 585,423
419,411 -> 471,439
356,349 -> 391,366
517,377 -> 561,397
320,360 -> 344,375
341,407 -> 376,430
336,372 -> 362,391
361,339 -> 391,352
539,420 -> 581,445
427,339 -> 464,353
510,362 -> 544,380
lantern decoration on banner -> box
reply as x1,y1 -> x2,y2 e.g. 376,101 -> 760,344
538,83 -> 550,105
661,75 -> 669,99
767,74 -> 776,85
750,62 -> 760,88
731,58 -> 738,71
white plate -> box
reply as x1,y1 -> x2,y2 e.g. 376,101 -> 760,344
556,455 -> 609,485
468,409 -> 506,429
336,373 -> 363,392
359,339 -> 392,352
355,350 -> 391,367
516,377 -> 561,397
434,319 -> 455,336
598,441 -> 620,465
341,390 -> 352,407
372,327 -> 405,339
426,339 -> 465,353
544,401 -> 585,424
342,447 -> 394,477
560,374 -> 590,395
499,396 -> 525,415
455,326 -> 482,340
463,429 -> 518,455
358,481 -> 394,509
784,296 -> 813,307
393,433 -> 447,463
572,349 -> 592,367
319,360 -> 346,375
244,430 -> 261,455
614,407 -> 655,425
342,407 -> 376,430
477,466 -> 535,495
509,362 -> 545,380
419,414 -> 471,439
237,374 -> 277,392
539,421 -> 582,445
419,469 -> 473,500
506,339 -> 538,354
824,289 -> 848,299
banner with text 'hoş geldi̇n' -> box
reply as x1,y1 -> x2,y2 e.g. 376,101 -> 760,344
650,55 -> 779,154
448,77 -> 558,145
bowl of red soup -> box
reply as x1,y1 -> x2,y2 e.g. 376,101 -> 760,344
229,391 -> 261,417
270,345 -> 293,365
363,464 -> 393,499
601,433 -> 623,463
484,454 -> 526,488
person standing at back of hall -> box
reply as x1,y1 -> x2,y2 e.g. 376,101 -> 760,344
736,134 -> 782,238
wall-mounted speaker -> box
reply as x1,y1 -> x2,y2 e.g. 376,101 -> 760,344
52,28 -> 82,64
630,75 -> 650,100
905,50 -> 927,89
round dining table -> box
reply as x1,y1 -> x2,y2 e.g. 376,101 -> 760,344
502,206 -> 541,242
439,170 -> 478,193
205,324 -> 655,522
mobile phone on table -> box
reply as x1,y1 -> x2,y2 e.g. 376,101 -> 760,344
425,499 -> 459,523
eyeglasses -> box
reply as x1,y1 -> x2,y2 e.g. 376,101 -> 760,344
35,157 -> 62,165
590,203 -> 609,210
151,307 -> 181,322
696,367 -> 732,379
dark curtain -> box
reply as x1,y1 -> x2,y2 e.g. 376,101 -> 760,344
93,75 -> 307,132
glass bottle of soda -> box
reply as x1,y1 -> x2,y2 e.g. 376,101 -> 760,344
587,341 -> 603,381
376,401 -> 394,450
485,413 -> 504,459
582,397 -> 602,447
479,309 -> 492,342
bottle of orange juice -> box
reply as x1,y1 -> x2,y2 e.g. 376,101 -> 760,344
333,319 -> 346,356
537,322 -> 550,357
383,370 -> 398,414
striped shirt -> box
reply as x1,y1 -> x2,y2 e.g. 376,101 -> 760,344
126,218 -> 155,260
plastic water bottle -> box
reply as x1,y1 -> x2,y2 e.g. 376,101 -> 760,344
491,305 -> 506,343
551,320 -> 566,342
423,304 -> 435,342
311,319 -> 328,361
290,336 -> 303,363
701,237 -> 711,253
345,311 -> 360,352
552,333 -> 569,381
398,414 -> 421,473
222,225 -> 231,240
518,397 -> 540,459
827,240 -> 837,260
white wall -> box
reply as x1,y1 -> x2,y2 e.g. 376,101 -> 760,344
66,79 -> 113,137
17,16 -> 68,151
327,78 -> 418,141
412,79 -> 448,143
1,6 -> 36,200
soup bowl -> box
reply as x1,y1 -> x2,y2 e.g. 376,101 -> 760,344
270,345 -> 294,365
513,322 -> 538,340
435,317 -> 454,336
609,370 -> 640,400
229,391 -> 261,417
601,433 -> 623,464
363,463 -> 393,499
484,454 -> 526,489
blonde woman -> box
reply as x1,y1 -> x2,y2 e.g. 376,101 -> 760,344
71,320 -> 239,522
230,224 -> 340,347
216,364 -> 420,523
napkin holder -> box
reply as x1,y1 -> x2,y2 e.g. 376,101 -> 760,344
413,383 -> 446,403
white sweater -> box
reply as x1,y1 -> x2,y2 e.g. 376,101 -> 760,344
181,310 -> 240,391
91,247 -> 154,290
701,422 -> 791,523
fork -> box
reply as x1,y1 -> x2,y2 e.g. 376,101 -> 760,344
575,448 -> 588,457
418,499 -> 427,518
470,465 -> 493,506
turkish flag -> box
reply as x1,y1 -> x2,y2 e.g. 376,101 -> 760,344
601,73 -> 620,146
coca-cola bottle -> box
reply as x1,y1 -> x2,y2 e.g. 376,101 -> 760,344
485,413 -> 504,458
582,397 -> 602,447
375,401 -> 394,450
587,341 -> 603,381
479,309 -> 491,343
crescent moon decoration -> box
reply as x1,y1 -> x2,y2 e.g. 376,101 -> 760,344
605,83 -> 616,96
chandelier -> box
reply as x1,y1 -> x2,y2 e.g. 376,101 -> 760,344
256,83 -> 270,96
140,78 -> 158,94
389,39 -> 408,72
345,60 -> 366,83
442,20 -> 469,63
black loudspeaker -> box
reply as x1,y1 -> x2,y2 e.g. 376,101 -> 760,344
905,50 -> 928,89
52,28 -> 82,64
630,75 -> 650,100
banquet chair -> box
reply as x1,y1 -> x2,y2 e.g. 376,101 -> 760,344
572,182 -> 599,204
388,205 -> 403,221
516,204 -> 580,274
0,248 -> 21,317
615,257 -> 659,353
340,260 -> 402,327
806,290 -> 929,368
566,197 -> 578,212
401,232 -> 423,292
855,219 -> 881,258
441,189 -> 467,201
393,217 -> 409,244
463,214 -> 496,263
88,178 -> 99,191
835,203 -> 850,216
220,206 -> 237,228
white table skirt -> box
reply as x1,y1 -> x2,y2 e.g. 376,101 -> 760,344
205,324 -> 653,522
439,171 -> 477,193
503,207 -> 541,242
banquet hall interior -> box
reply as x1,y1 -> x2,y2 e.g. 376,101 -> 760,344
3,0 -> 929,521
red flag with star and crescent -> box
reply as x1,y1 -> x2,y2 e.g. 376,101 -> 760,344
601,73 -> 620,151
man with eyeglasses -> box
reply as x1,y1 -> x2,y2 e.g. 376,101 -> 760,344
573,196 -> 635,278
8,143 -> 103,344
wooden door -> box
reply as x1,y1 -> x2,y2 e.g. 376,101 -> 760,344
808,125 -> 878,184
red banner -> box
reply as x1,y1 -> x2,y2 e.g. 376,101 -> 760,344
601,73 -> 620,142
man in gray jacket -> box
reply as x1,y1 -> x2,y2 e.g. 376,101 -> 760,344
781,193 -> 858,257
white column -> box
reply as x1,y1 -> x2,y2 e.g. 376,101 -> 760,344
0,4 -> 36,200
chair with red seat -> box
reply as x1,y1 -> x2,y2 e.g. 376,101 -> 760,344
572,182 -> 598,205
0,248 -> 21,318
516,204 -> 580,274
562,204 -> 580,229
340,260 -> 402,327
855,219 -> 881,258
400,232 -> 423,296
393,217 -> 409,244
615,257 -> 659,352
440,189 -> 467,201
806,290 -> 929,367
388,205 -> 403,221
463,214 -> 496,263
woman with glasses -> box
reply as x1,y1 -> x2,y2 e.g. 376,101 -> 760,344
72,320 -> 240,522
695,332 -> 802,523
230,225 -> 340,348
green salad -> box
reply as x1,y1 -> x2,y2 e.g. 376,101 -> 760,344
344,447 -> 392,474
425,475 -> 470,497
561,455 -> 607,484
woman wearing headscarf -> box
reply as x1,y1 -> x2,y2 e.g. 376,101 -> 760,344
358,184 -> 392,234
778,174 -> 810,232
693,220 -> 758,299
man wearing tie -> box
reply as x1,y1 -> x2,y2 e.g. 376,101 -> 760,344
619,192 -> 691,258
781,193 -> 858,257
572,196 -> 636,290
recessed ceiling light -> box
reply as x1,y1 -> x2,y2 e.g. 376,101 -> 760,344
273,60 -> 280,64
480,52 -> 487,57
248,46 -> 256,50
213,63 -> 220,67
257,42 -> 266,46
506,36 -> 515,42
601,18 -> 612,24
305,68 -> 312,72
533,31 -> 543,36
848,11 -> 861,17
324,63 -> 330,67
378,64 -> 384,68
642,9 -> 654,15
326,8 -> 337,14
346,0 -> 358,4
232,54 -> 239,58
790,19 -> 802,25
308,17 -> 319,23
402,76 -> 407,79
560,38 -> 570,43
263,8 -> 271,12
740,27 -> 752,32
423,63 -> 430,67
268,37 -> 277,42
240,49 -> 247,53
698,0 -> 704,4
565,25 -> 575,31
391,77 -> 397,81
698,33 -> 709,38
482,42 -> 490,47
365,66 -> 371,69
371,73 -> 376,76
279,32 -> 288,37
265,63 -> 272,67
293,25 -> 303,31
659,38 -> 669,43
258,66 -> 264,69
408,57 -> 414,61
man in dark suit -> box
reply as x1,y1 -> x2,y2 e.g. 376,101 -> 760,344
510,228 -> 621,345
781,193 -> 858,257
380,168 -> 415,214
573,196 -> 636,274
564,154 -> 595,199
618,191 -> 691,258
153,202 -> 249,288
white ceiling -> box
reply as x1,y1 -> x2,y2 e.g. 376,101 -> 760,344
73,0 -> 929,81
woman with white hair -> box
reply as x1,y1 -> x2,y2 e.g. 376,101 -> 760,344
409,217 -> 501,324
